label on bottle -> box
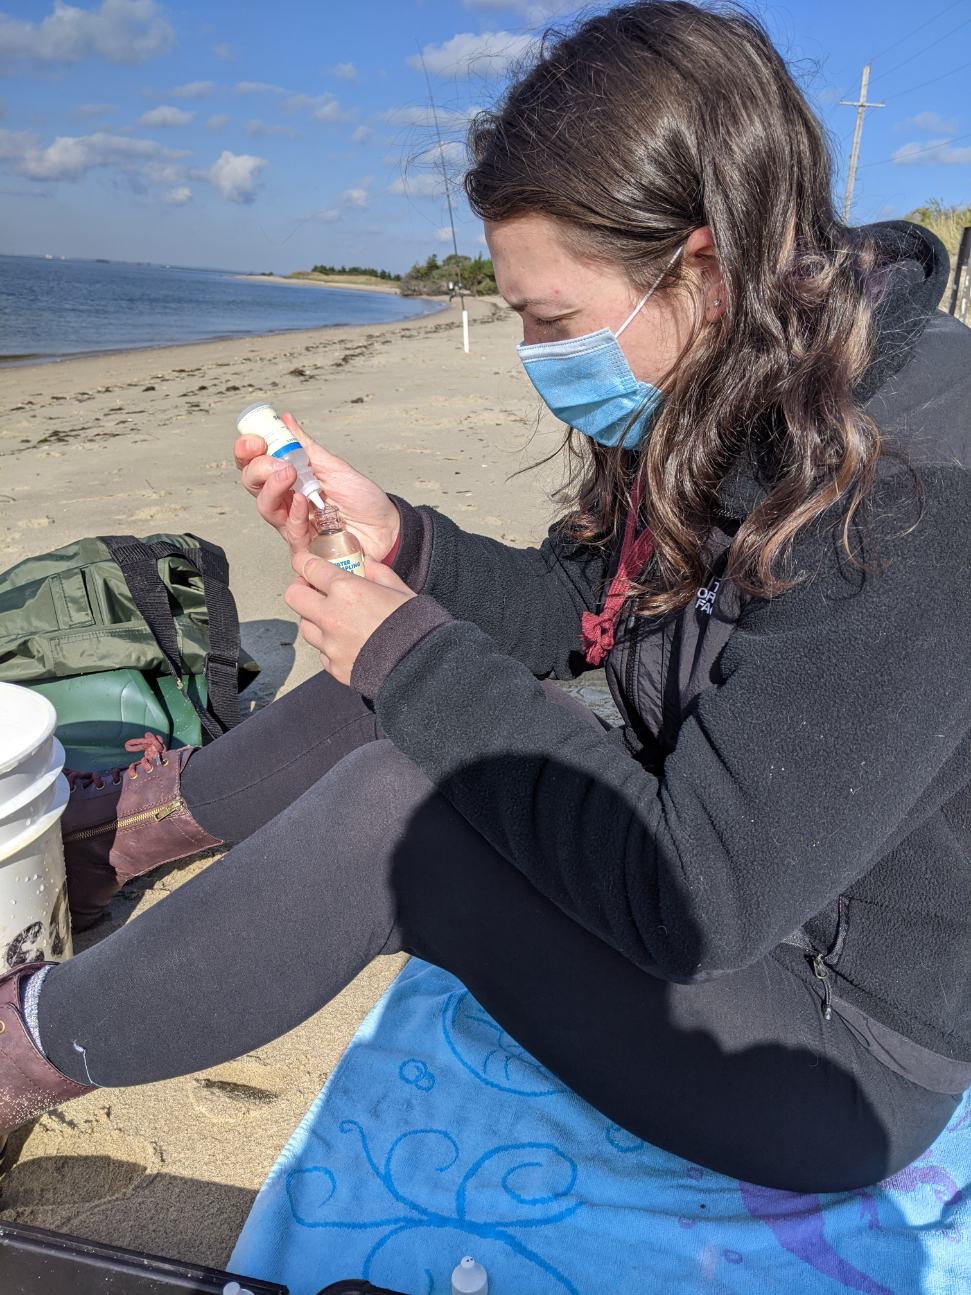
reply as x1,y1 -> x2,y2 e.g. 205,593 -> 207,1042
328,553 -> 365,577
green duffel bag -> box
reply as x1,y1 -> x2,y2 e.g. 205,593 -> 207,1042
0,532 -> 259,771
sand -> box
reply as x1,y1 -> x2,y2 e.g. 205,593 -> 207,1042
236,272 -> 411,295
0,296 -> 617,1272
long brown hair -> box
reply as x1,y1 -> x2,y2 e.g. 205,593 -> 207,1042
465,0 -> 908,617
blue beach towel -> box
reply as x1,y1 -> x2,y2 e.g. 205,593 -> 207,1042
232,960 -> 971,1295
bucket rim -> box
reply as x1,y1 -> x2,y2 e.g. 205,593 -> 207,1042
0,739 -> 65,823
0,684 -> 58,776
0,775 -> 69,861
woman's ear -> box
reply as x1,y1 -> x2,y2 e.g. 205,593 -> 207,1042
684,225 -> 725,322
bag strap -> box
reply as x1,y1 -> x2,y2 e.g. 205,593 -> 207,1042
99,534 -> 239,742
148,534 -> 241,737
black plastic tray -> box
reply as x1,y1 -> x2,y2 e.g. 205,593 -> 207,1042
0,1219 -> 413,1294
0,1219 -> 287,1294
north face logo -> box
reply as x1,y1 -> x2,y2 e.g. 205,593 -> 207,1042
695,579 -> 720,615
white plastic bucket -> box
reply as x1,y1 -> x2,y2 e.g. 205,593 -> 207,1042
0,684 -> 72,971
0,681 -> 57,806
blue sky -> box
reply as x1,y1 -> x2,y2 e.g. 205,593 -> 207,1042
0,0 -> 968,273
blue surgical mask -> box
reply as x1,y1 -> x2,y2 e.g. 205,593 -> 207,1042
516,245 -> 684,450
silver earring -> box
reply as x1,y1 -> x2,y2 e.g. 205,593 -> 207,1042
713,297 -> 722,308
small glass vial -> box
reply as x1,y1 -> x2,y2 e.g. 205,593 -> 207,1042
308,501 -> 366,577
451,1256 -> 488,1295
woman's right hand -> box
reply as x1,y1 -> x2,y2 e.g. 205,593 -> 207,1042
234,412 -> 400,561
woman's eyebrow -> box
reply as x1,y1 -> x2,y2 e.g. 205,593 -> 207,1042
508,297 -> 573,312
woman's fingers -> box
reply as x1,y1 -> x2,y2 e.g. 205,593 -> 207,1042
233,434 -> 266,472
254,461 -> 297,526
298,617 -> 327,654
283,490 -> 312,553
284,573 -> 329,620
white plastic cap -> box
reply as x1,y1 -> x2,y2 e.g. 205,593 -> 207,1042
451,1255 -> 488,1295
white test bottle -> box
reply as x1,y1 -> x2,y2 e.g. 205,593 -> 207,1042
451,1255 -> 488,1295
236,402 -> 326,511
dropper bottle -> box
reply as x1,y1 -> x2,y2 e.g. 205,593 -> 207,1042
236,401 -> 326,511
308,500 -> 366,578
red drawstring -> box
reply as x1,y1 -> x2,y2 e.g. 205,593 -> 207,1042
66,732 -> 169,792
580,477 -> 654,667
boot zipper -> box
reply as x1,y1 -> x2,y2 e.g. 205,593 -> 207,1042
62,798 -> 183,843
811,953 -> 833,1021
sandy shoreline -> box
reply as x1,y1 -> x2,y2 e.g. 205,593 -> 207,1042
0,293 -> 448,372
0,294 -> 599,1270
236,272 -> 418,297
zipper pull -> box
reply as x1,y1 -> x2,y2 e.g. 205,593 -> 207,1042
811,954 -> 833,1021
153,799 -> 181,823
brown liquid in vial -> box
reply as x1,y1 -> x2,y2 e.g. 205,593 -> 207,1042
308,504 -> 366,577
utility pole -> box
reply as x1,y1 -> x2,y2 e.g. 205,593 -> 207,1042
840,65 -> 884,223
417,44 -> 470,354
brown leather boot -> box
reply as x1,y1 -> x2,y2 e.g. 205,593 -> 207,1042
0,962 -> 94,1141
62,733 -> 222,931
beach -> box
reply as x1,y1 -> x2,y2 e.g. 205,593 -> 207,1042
0,295 -> 612,1268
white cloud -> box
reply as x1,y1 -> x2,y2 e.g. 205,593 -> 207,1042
283,92 -> 353,123
380,104 -> 477,130
212,41 -> 234,61
434,226 -> 454,244
417,139 -> 467,166
892,137 -> 971,165
462,0 -> 580,19
409,31 -> 537,77
351,124 -> 373,144
74,102 -> 114,118
206,113 -> 229,130
138,105 -> 194,128
340,178 -> 371,209
164,184 -> 191,204
312,207 -> 340,221
247,118 -> 298,139
329,61 -> 357,82
0,0 -> 174,65
7,129 -> 186,181
388,172 -> 450,198
901,111 -> 959,136
204,149 -> 266,202
170,80 -> 216,100
235,80 -> 286,95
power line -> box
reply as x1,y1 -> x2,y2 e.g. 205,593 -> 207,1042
888,56 -> 971,101
860,127 -> 971,169
867,0 -> 965,64
870,15 -> 971,84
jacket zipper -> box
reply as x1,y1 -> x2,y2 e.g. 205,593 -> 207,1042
811,953 -> 834,1021
62,798 -> 183,843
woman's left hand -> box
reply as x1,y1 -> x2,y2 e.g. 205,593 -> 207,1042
284,552 -> 416,686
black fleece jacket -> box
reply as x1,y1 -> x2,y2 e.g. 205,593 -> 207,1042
350,222 -> 971,1089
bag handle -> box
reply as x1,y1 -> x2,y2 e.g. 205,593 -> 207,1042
148,534 -> 242,738
99,534 -> 239,743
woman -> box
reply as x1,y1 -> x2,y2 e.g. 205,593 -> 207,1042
1,1 -> 969,1194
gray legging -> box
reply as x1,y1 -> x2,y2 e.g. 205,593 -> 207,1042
37,669 -> 957,1191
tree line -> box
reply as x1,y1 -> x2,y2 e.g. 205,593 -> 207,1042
399,253 -> 497,297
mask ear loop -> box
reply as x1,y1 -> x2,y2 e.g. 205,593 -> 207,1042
615,243 -> 686,338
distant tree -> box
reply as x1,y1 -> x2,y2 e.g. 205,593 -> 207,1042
309,263 -> 401,281
399,252 -> 497,297
904,199 -> 971,296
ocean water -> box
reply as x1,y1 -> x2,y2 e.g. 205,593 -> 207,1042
0,255 -> 443,364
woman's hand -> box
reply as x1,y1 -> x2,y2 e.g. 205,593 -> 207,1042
284,551 -> 416,686
234,412 -> 401,560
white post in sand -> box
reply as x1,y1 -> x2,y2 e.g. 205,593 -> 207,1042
462,307 -> 470,355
